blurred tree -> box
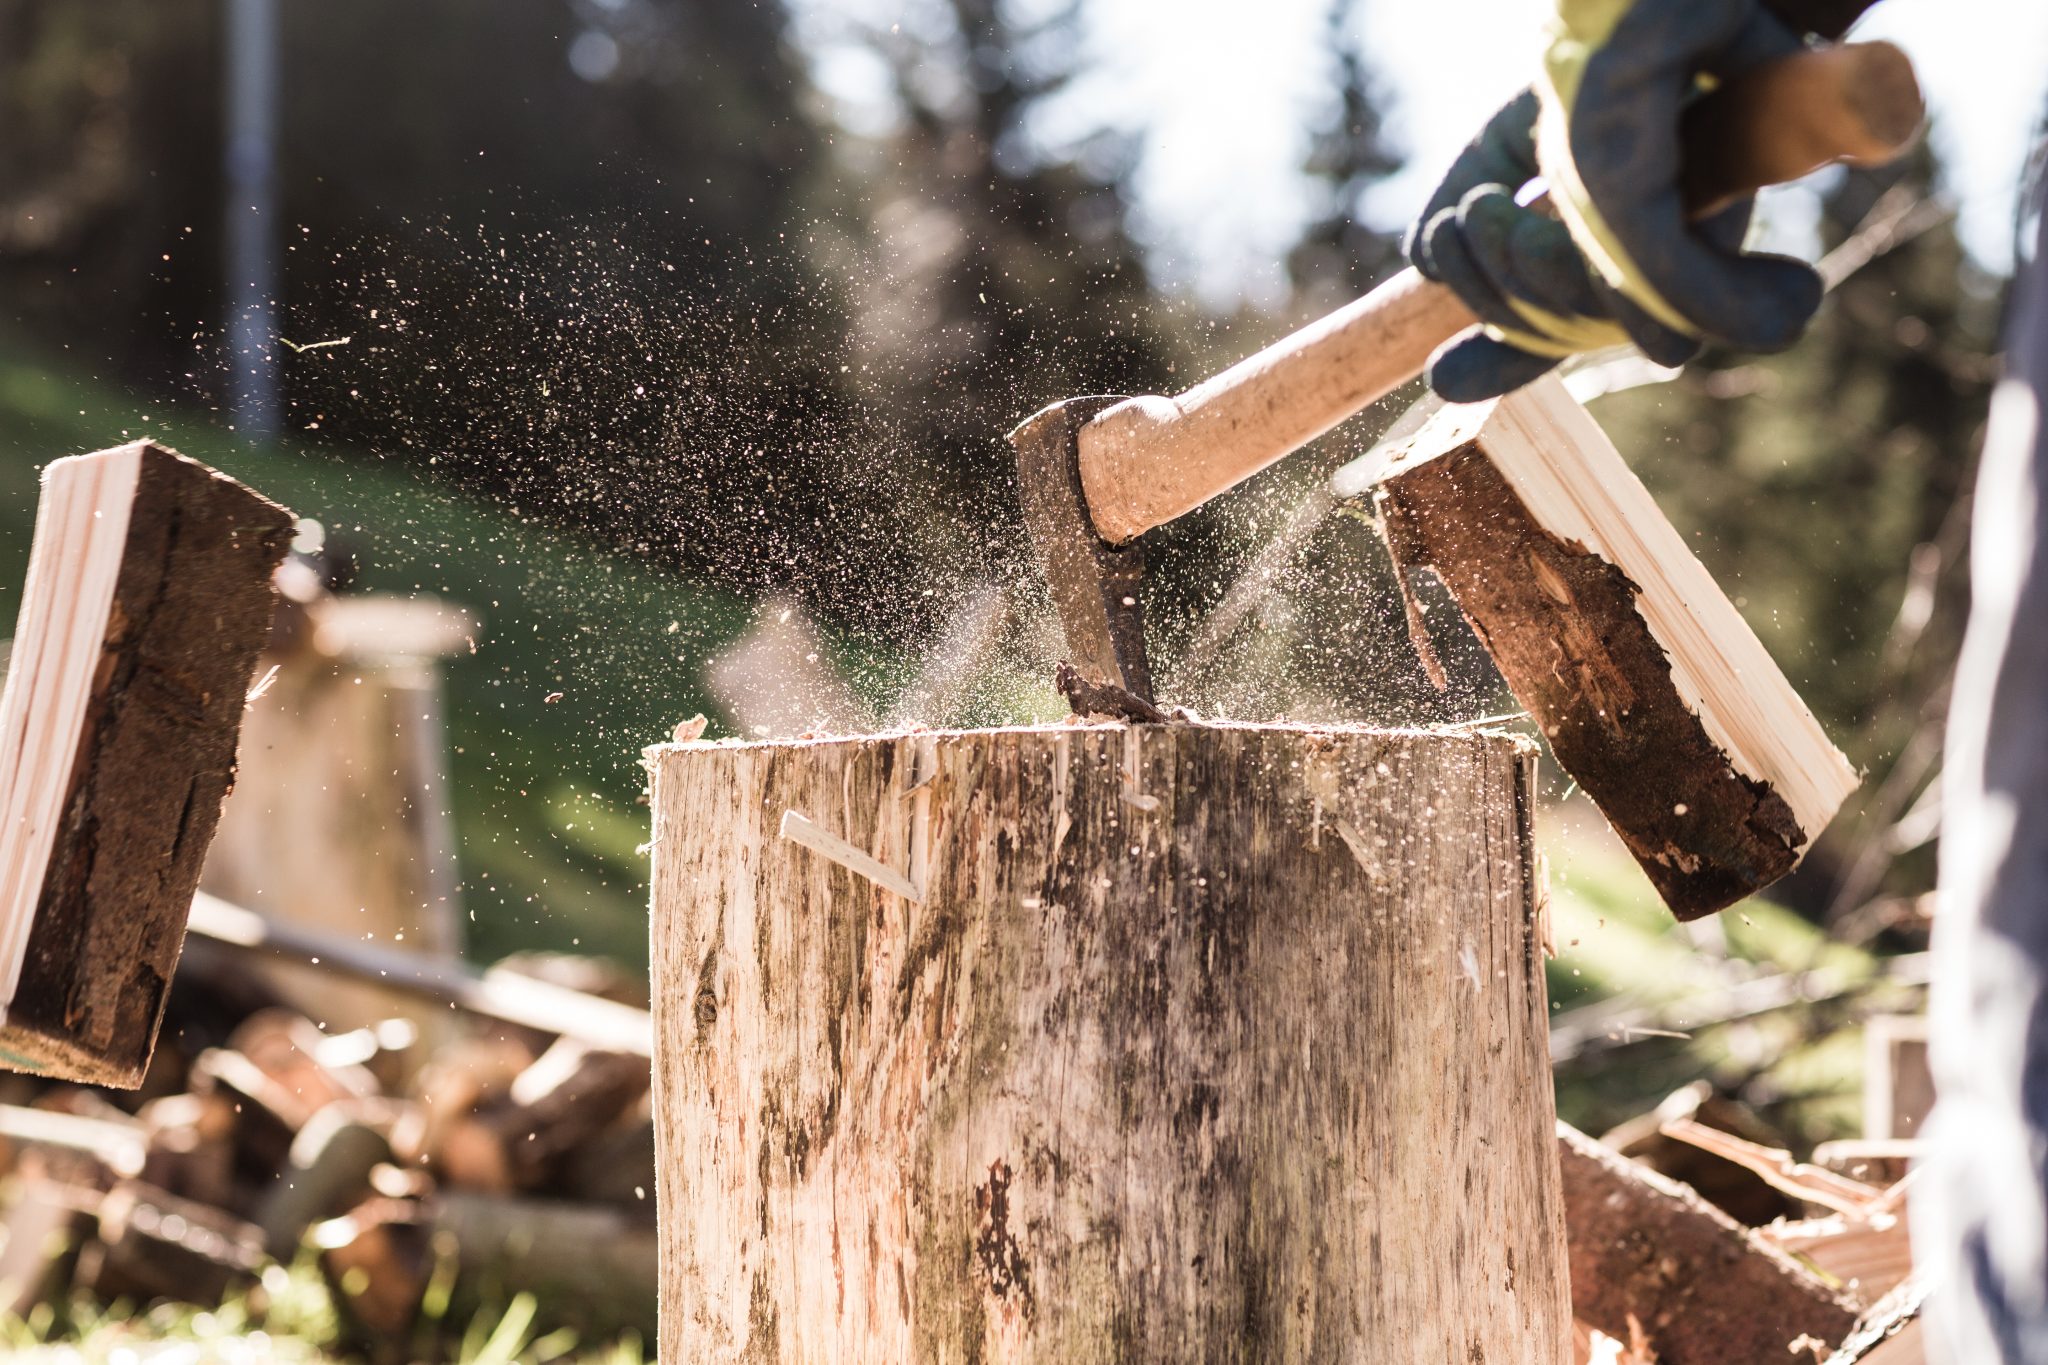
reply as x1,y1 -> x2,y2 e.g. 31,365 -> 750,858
0,2 -> 224,379
787,0 -> 1189,636
1287,0 -> 1404,309
266,0 -> 893,610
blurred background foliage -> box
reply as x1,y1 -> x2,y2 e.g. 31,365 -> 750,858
0,0 -> 2011,1142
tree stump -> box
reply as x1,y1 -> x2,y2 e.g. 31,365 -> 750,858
647,721 -> 1569,1364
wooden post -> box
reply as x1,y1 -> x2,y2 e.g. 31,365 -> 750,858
201,590 -> 472,1041
647,722 -> 1569,1363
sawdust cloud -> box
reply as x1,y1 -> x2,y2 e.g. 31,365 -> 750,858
188,207 -> 1501,742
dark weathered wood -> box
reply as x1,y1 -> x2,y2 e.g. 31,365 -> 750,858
318,1192 -> 659,1344
1559,1123 -> 1862,1364
649,721 -> 1569,1363
1375,378 -> 1857,919
438,1037 -> 648,1194
75,1178 -> 266,1306
1,442 -> 291,1085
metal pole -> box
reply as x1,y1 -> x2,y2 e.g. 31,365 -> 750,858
224,0 -> 279,437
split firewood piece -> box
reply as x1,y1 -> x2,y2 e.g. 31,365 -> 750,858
315,1192 -> 659,1343
1762,1205 -> 1915,1305
1813,1139 -> 1920,1188
1559,1122 -> 1862,1364
184,1009 -> 386,1183
1376,376 -> 1859,919
1822,1274 -> 1928,1364
227,1008 -> 384,1110
436,1037 -> 649,1194
388,1034 -> 534,1175
189,1047 -> 310,1177
0,441 -> 292,1083
313,1195 -> 430,1344
74,1178 -> 266,1307
1659,1115 -> 1885,1215
136,1089 -> 239,1209
1603,1083 -> 1803,1226
257,1100 -> 398,1260
0,1098 -> 146,1179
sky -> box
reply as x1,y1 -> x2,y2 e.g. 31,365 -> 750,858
826,0 -> 2048,305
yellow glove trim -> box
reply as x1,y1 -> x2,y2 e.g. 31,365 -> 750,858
1484,297 -> 1633,359
1536,0 -> 1702,341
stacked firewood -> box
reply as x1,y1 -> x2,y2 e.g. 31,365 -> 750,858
0,949 -> 658,1358
0,911 -> 1928,1365
1565,1085 -> 1923,1365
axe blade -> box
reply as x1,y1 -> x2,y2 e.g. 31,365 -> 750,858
1011,396 -> 1154,703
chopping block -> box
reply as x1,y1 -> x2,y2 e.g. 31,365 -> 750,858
646,721 -> 1569,1364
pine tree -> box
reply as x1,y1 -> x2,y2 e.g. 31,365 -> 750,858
1287,0 -> 1405,309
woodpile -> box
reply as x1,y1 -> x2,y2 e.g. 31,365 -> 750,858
0,911 -> 660,1356
1566,1100 -> 1925,1365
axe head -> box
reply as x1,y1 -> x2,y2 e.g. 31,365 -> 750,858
1010,396 -> 1154,704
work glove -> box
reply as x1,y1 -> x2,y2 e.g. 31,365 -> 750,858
1404,0 -> 1827,402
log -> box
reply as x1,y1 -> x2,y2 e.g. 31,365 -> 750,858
257,1100 -> 397,1259
316,1191 -> 659,1343
434,1037 -> 649,1194
1372,376 -> 1859,919
0,441 -> 291,1084
648,721 -> 1570,1363
74,1178 -> 266,1306
1558,1123 -> 1862,1364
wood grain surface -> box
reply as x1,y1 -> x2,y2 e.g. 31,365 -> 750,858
648,721 -> 1569,1363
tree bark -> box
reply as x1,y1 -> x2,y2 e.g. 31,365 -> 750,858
648,721 -> 1569,1364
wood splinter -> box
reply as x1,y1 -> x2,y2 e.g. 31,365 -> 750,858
777,809 -> 923,902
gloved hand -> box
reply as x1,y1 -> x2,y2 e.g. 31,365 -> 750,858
1404,0 -> 1828,403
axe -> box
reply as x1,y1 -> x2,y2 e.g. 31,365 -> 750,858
1013,31 -> 1922,710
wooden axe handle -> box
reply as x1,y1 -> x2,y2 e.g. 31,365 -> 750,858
1075,40 -> 1923,545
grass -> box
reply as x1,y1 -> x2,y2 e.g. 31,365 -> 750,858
1540,797 -> 1916,1143
0,1258 -> 645,1365
0,331 -> 790,966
